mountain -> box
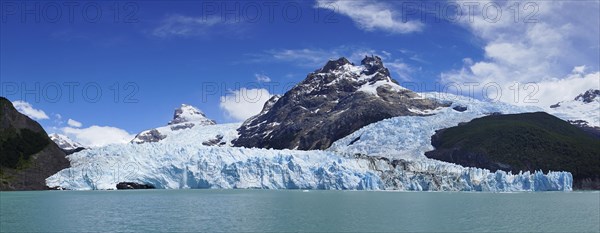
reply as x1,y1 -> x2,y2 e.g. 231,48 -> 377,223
234,56 -> 446,150
49,133 -> 85,155
575,89 -> 600,103
168,104 -> 216,126
548,89 -> 600,128
0,97 -> 69,190
132,104 -> 217,144
424,112 -> 600,189
46,92 -> 572,191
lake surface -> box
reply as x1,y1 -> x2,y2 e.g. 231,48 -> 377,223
1,190 -> 599,232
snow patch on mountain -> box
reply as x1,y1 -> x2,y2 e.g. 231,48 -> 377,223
357,79 -> 407,95
547,89 -> 600,127
49,133 -> 84,151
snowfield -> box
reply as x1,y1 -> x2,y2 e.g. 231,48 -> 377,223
46,93 -> 573,191
546,93 -> 600,127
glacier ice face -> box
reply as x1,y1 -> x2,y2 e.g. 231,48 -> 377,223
46,111 -> 572,191
45,140 -> 572,191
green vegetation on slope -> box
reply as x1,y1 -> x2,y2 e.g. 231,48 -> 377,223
0,127 -> 50,169
1,97 -> 69,190
0,97 -> 48,169
426,112 -> 600,188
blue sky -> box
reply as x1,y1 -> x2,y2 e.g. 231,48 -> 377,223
1,0 -> 599,146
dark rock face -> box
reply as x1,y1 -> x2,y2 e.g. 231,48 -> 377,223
202,135 -> 226,146
452,105 -> 467,112
62,147 -> 86,155
575,89 -> 600,103
170,123 -> 195,131
233,56 -> 446,150
133,129 -> 166,144
116,182 -> 155,189
0,97 -> 69,191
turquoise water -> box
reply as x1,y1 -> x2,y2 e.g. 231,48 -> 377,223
1,190 -> 599,232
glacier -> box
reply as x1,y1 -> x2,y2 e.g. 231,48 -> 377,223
45,141 -> 572,191
328,92 -> 543,158
46,93 -> 573,191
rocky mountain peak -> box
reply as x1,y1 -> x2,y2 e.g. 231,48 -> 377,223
319,57 -> 353,73
133,104 -> 216,144
547,89 -> 600,128
360,55 -> 388,76
168,104 -> 216,125
49,133 -> 83,151
575,89 -> 600,103
233,56 -> 446,150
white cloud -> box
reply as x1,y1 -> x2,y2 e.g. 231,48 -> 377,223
386,60 -> 415,81
572,65 -> 586,74
315,0 -> 423,34
255,73 -> 272,83
249,47 -> 416,82
153,14 -> 219,38
441,0 -> 600,107
12,101 -> 49,120
53,113 -> 64,126
263,47 -> 382,67
257,48 -> 341,67
67,119 -> 83,128
219,88 -> 273,121
61,126 -> 135,148
152,14 -> 243,38
530,72 -> 600,107
9,100 -> 134,147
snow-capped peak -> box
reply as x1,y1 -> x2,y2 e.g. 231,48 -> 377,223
233,56 -> 444,150
49,133 -> 83,151
547,89 -> 600,127
574,89 -> 600,103
132,104 -> 217,144
168,104 -> 216,125
318,57 -> 353,73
